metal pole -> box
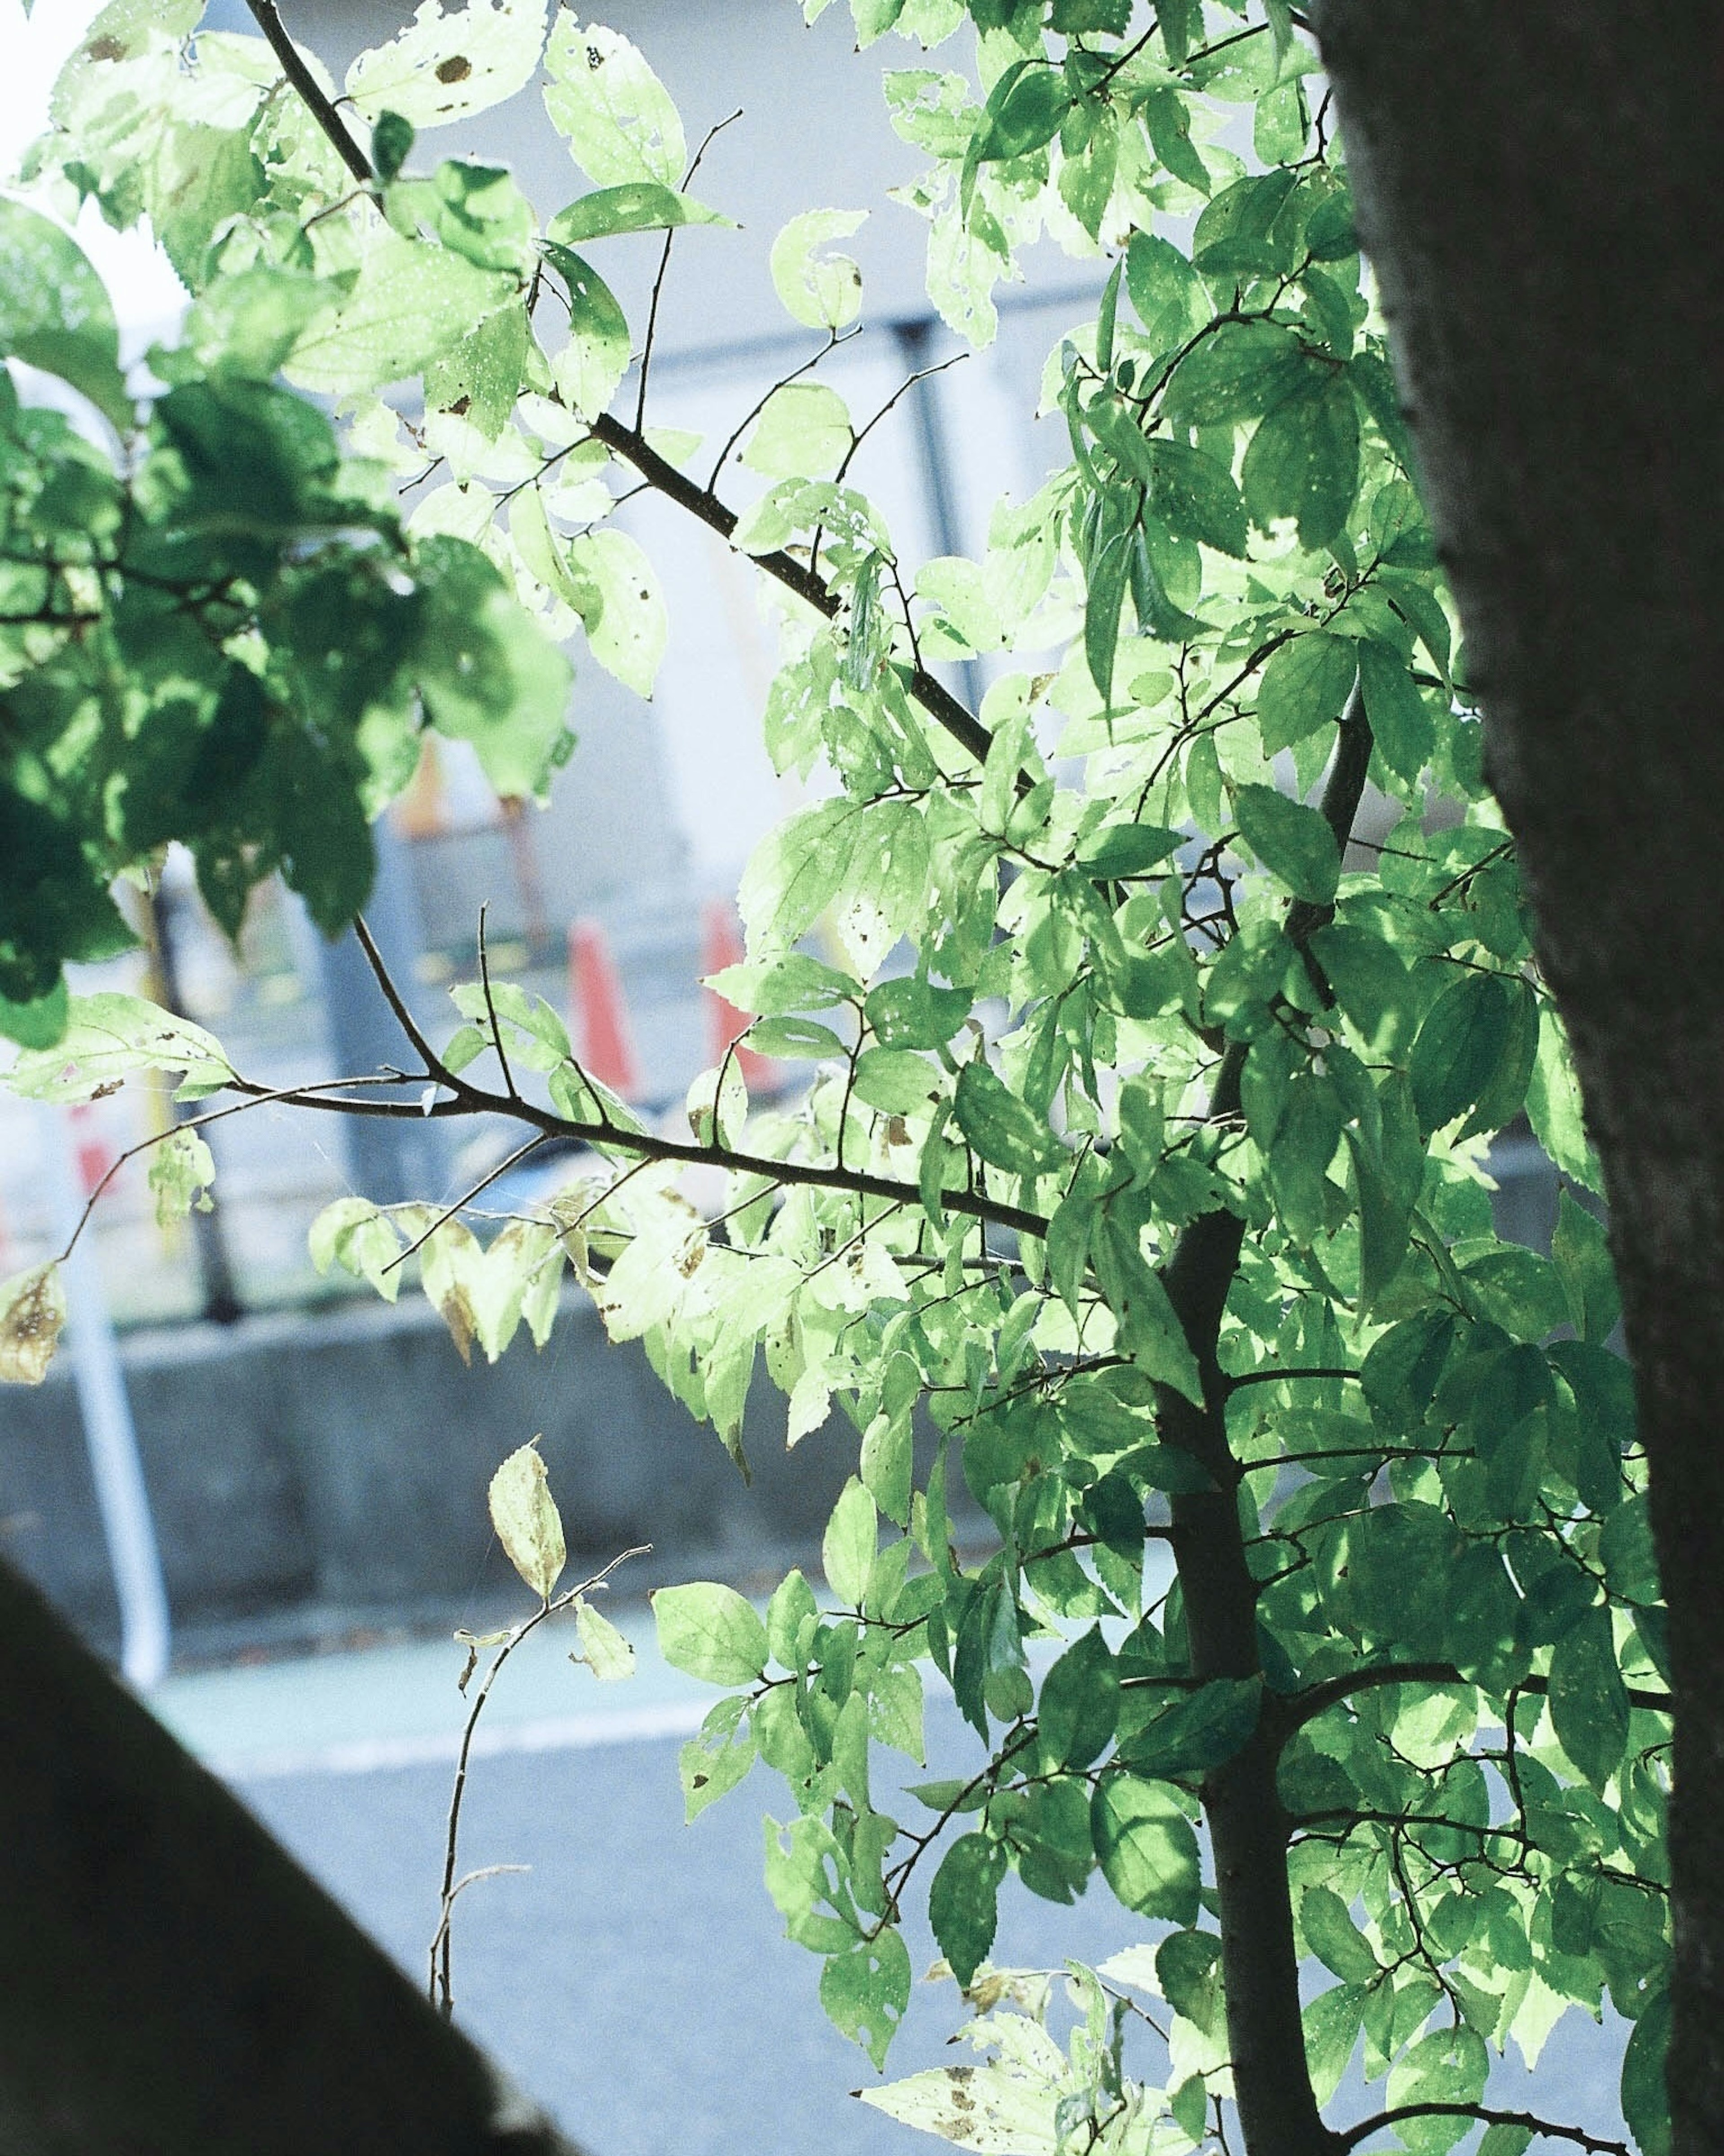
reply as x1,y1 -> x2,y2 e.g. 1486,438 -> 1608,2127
43,1109 -> 171,1689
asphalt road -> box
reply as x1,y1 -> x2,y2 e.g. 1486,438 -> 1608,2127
153,1611 -> 1629,2156
238,1700 -> 1150,2156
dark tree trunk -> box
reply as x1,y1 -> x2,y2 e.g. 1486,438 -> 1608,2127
0,1559 -> 585,2156
1313,8 -> 1723,2147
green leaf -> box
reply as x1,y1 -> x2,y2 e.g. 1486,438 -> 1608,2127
1078,822 -> 1184,879
1164,320 -> 1308,427
1526,1002 -> 1602,1190
182,268 -> 341,386
742,383 -> 853,480
1139,86 -> 1210,195
864,974 -> 970,1048
971,62 -> 1069,167
1091,1774 -> 1199,1922
1193,170 -> 1297,280
652,1581 -> 770,1684
563,526 -> 668,698
820,1928 -> 911,2069
543,16 -> 686,187
572,1595 -> 635,1680
487,1439 -> 567,1602
372,110 -> 416,186
1156,1930 -> 1223,2034
1301,1884 -> 1379,1984
146,1127 -> 215,1227
415,537 -> 574,795
1552,1190 -> 1620,1345
1232,784 -> 1339,906
0,979 -> 68,1051
1091,1217 -> 1205,1403
1118,1677 -> 1260,1778
1241,374 -> 1361,548
770,209 -> 868,331
1385,2027 -> 1489,2154
1357,639 -> 1434,786
547,182 -> 729,245
1125,231 -> 1205,348
286,234 -> 515,396
928,1833 -> 1006,1986
347,0 -> 550,128
823,1477 -> 879,1605
1548,1603 -> 1630,1793
1600,1493 -> 1658,1604
1037,1627 -> 1118,1768
1257,632 -> 1358,754
746,1014 -> 847,1060
1303,1985 -> 1367,2106
1346,1501 -> 1465,1657
5,994 -> 233,1104
0,199 -> 131,428
680,1697 -> 756,1818
1408,970 -> 1516,1134
1084,528 -> 1131,697
1622,1987 -> 1671,2156
1144,439 -> 1249,558
953,1059 -> 1064,1176
539,245 -> 629,418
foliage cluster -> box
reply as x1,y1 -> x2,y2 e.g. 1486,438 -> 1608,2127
0,4 -> 1669,2153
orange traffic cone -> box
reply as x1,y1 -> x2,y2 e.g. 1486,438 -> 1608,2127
69,1098 -> 114,1197
701,899 -> 777,1093
567,918 -> 641,1099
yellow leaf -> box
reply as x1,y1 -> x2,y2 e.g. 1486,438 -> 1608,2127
0,1263 -> 66,1386
488,1437 -> 566,1600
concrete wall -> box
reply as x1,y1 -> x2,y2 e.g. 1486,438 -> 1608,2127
0,1293 -> 922,1655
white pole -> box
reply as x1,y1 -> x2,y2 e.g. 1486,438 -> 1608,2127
43,1107 -> 171,1690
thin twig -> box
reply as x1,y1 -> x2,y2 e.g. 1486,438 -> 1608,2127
383,1135 -> 550,1275
476,905 -> 518,1101
833,348 -> 968,489
54,1072 -> 422,1265
636,107 -> 742,432
433,1544 -> 647,2017
706,329 -> 845,490
354,914 -> 453,1081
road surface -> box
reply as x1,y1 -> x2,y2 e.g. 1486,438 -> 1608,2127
151,1603 -> 1627,2156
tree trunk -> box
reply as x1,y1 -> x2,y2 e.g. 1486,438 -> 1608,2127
0,1559 -> 585,2156
1312,8 -> 1722,2147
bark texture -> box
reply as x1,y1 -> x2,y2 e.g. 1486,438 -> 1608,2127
1314,8 -> 1723,2147
0,1559 -> 585,2156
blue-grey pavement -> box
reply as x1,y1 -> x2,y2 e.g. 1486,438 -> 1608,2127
150,1604 -> 1627,2156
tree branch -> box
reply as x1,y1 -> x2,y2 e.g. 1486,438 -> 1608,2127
235,9 -> 997,781
1335,2104 -> 1631,2156
1284,1659 -> 1672,1737
635,107 -> 741,431
1155,685 -> 1381,2156
588,411 -> 995,768
246,1 -> 375,188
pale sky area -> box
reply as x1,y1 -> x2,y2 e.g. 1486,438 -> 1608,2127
0,0 -> 191,348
